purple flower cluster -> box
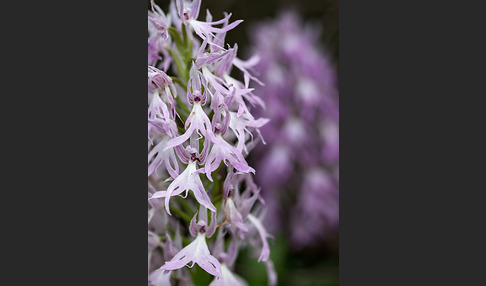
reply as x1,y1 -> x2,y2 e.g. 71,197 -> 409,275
148,1 -> 275,285
250,12 -> 339,249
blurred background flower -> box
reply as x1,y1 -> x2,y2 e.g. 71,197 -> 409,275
247,10 -> 339,286
250,9 -> 339,244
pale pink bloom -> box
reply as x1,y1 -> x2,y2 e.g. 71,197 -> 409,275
202,134 -> 254,181
148,137 -> 179,179
228,111 -> 269,155
160,233 -> 222,277
176,0 -> 242,49
189,206 -> 217,238
209,264 -> 247,286
150,160 -> 216,214
247,214 -> 271,262
149,269 -> 172,286
224,197 -> 248,233
164,102 -> 213,150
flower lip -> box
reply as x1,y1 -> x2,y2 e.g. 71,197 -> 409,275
188,91 -> 207,105
186,146 -> 199,161
190,207 -> 217,237
183,11 -> 190,21
211,104 -> 230,135
214,123 -> 223,134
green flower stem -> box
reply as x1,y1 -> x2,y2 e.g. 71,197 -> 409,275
175,95 -> 191,116
212,194 -> 223,206
168,27 -> 184,50
164,226 -> 191,246
182,24 -> 189,47
176,195 -> 195,215
169,205 -> 192,224
207,109 -> 214,121
187,58 -> 196,70
177,125 -> 186,135
182,24 -> 194,62
170,76 -> 187,91
168,48 -> 188,82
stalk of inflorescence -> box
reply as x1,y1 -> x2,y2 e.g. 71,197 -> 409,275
148,1 -> 276,285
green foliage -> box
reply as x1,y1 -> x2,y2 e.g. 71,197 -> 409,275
236,236 -> 339,286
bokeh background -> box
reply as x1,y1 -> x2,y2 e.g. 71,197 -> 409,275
152,1 -> 339,285
195,0 -> 338,66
